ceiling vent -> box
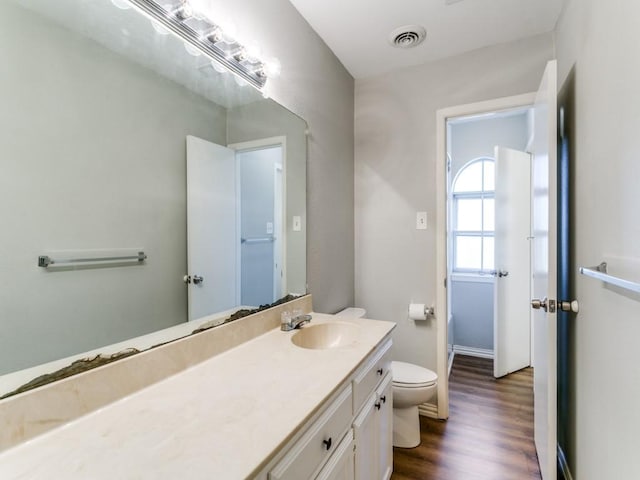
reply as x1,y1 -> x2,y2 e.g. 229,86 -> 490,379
388,25 -> 427,49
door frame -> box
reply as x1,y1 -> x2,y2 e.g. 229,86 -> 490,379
435,93 -> 535,419
228,136 -> 287,304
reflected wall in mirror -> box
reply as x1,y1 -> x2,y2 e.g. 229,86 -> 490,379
0,0 -> 307,387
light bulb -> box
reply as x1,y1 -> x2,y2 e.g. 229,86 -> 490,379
245,43 -> 262,63
219,21 -> 237,43
151,20 -> 170,35
233,76 -> 248,87
111,0 -> 131,9
211,60 -> 227,74
204,27 -> 223,44
184,42 -> 201,57
263,58 -> 281,78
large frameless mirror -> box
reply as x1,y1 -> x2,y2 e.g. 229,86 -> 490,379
0,0 -> 307,396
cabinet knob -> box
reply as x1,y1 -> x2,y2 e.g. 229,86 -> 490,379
380,395 -> 386,404
377,368 -> 383,376
323,437 -> 332,451
375,402 -> 381,410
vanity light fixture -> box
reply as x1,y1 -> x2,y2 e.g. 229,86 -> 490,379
120,0 -> 275,89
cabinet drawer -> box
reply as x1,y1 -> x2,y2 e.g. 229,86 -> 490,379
269,385 -> 353,480
352,338 -> 392,414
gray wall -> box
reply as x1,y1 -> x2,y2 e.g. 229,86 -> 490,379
450,113 -> 529,176
449,113 -> 529,351
556,0 -> 640,477
0,3 -> 226,373
355,34 -> 554,376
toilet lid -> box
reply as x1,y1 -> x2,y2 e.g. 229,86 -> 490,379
391,361 -> 438,387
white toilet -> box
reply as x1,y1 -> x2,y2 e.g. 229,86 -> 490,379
335,307 -> 438,448
391,361 -> 438,448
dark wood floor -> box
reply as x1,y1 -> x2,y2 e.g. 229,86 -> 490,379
391,355 -> 541,480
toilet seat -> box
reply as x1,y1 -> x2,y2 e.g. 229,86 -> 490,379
392,361 -> 437,388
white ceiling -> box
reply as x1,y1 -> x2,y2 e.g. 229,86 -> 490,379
288,0 -> 565,79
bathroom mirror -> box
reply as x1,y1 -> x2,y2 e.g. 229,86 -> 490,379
0,0 -> 307,393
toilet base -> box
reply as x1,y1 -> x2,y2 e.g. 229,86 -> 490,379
392,405 -> 421,448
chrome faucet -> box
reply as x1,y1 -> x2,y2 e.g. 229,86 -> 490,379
281,314 -> 312,331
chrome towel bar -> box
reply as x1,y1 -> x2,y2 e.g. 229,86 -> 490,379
579,262 -> 640,293
241,236 -> 275,244
38,251 -> 147,268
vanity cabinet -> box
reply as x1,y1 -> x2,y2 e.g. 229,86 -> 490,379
353,373 -> 393,480
264,336 -> 393,480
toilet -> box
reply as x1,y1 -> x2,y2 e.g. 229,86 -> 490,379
335,307 -> 438,448
391,361 -> 438,448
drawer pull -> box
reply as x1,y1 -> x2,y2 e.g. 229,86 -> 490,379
323,437 -> 332,451
377,368 -> 383,376
380,395 -> 387,404
375,401 -> 381,410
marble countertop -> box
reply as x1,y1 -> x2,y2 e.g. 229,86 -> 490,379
0,313 -> 394,479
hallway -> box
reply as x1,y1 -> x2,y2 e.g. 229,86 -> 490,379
392,355 -> 541,479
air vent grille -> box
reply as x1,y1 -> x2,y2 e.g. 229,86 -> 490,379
389,25 -> 427,49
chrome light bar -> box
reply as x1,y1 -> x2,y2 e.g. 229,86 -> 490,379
126,0 -> 268,89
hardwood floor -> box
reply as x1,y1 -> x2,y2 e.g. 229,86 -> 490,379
391,355 -> 541,480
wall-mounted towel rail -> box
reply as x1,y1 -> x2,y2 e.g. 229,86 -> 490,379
38,251 -> 147,268
241,236 -> 275,244
579,262 -> 640,293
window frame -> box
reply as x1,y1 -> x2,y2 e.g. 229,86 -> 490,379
451,158 -> 495,274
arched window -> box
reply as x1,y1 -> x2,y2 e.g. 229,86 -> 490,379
451,158 -> 494,272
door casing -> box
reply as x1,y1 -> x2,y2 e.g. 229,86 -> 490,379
435,92 -> 536,419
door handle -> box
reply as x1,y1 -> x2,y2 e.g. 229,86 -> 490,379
192,275 -> 204,285
559,300 -> 579,313
490,270 -> 509,277
531,297 -> 556,313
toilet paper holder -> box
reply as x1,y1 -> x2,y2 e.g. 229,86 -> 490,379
408,303 -> 435,321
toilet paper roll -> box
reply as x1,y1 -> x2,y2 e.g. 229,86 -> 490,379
408,303 -> 427,321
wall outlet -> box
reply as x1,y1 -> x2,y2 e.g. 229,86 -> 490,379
293,216 -> 302,232
416,211 -> 427,230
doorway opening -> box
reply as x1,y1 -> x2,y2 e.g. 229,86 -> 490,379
446,108 -> 534,380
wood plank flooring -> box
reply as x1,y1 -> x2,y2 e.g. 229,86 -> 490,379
391,355 -> 541,480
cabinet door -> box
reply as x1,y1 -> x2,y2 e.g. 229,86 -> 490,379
376,373 -> 393,480
353,394 -> 378,480
315,432 -> 355,480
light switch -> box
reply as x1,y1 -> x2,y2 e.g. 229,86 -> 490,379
293,216 -> 302,232
416,211 -> 427,230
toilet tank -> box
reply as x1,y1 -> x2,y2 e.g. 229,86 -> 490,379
335,307 -> 366,318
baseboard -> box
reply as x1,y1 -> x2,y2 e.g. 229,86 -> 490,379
558,445 -> 574,480
452,345 -> 494,359
447,351 -> 455,377
418,402 -> 438,419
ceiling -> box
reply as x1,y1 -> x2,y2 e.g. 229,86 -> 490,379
288,0 -> 565,79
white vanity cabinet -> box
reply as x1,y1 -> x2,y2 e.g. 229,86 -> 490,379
262,336 -> 393,480
352,343 -> 393,480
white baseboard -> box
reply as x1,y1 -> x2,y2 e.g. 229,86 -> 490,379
452,345 -> 494,359
418,402 -> 438,419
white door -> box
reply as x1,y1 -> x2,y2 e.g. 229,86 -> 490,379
493,147 -> 532,378
186,136 -> 237,321
531,60 -> 558,479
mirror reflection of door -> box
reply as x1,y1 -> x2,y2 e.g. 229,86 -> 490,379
187,137 -> 285,320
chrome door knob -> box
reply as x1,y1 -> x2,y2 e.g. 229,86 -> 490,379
559,300 -> 579,313
498,270 -> 509,278
192,275 -> 204,285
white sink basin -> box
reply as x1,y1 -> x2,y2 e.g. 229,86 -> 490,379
291,322 -> 360,350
